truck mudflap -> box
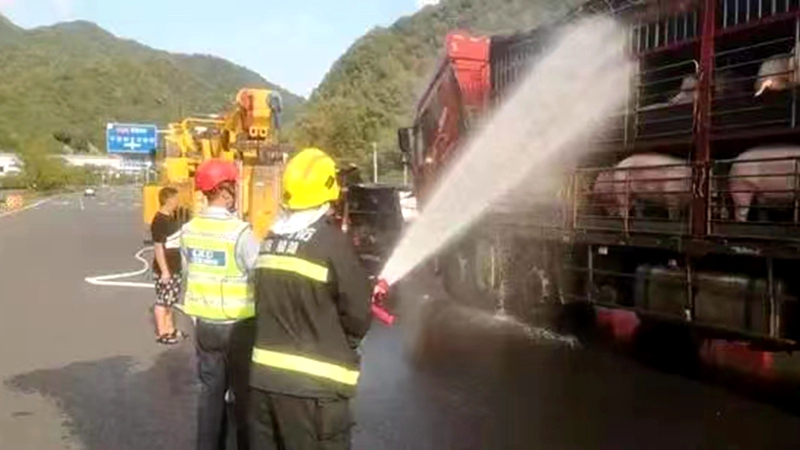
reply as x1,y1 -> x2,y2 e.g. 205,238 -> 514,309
699,340 -> 776,380
596,307 -> 640,343
596,307 -> 785,383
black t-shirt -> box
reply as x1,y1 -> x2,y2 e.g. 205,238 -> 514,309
151,212 -> 182,275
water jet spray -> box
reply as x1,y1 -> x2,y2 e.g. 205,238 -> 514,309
379,16 -> 635,296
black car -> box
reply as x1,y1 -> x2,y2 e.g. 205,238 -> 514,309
337,183 -> 405,275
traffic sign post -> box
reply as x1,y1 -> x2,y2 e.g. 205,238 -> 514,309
106,123 -> 158,154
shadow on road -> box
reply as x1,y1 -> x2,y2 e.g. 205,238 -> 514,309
359,272 -> 800,450
5,347 -> 197,450
5,268 -> 800,450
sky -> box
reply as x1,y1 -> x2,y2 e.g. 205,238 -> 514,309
0,0 -> 442,97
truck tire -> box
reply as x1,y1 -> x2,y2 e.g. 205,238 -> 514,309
503,240 -> 564,324
441,234 -> 505,313
441,233 -> 565,325
632,317 -> 701,376
441,232 -> 565,326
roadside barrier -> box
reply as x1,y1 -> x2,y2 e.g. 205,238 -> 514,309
4,194 -> 23,210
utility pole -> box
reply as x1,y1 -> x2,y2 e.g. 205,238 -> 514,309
372,141 -> 378,184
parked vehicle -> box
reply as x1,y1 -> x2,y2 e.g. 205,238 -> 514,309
399,0 -> 800,351
339,183 -> 406,275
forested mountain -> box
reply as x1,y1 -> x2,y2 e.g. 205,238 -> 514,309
0,15 -> 303,154
290,0 -> 586,173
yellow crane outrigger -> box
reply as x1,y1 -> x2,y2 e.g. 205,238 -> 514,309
142,88 -> 289,239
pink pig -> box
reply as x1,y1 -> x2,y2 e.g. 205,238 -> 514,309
593,154 -> 692,220
728,145 -> 800,222
754,46 -> 797,97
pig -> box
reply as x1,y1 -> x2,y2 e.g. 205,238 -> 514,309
668,73 -> 699,105
593,153 -> 692,220
639,71 -> 738,111
639,73 -> 698,111
591,168 -> 617,213
754,46 -> 797,97
728,145 -> 800,222
672,71 -> 741,103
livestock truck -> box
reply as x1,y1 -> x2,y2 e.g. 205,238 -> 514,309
399,0 -> 800,375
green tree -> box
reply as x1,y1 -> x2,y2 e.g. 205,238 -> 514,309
0,14 -> 304,152
289,0 -> 586,170
20,152 -> 71,191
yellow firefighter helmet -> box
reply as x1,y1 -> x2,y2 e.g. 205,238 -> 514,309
282,147 -> 341,210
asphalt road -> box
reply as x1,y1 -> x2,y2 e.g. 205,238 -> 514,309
1,185 -> 800,449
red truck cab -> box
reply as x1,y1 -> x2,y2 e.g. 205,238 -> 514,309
399,30 -> 491,205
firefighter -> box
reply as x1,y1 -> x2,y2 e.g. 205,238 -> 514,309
180,159 -> 259,450
249,147 -> 373,449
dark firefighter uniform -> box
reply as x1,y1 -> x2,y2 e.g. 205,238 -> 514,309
249,147 -> 372,450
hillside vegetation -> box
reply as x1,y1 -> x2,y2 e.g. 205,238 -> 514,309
0,15 -> 303,154
290,0 -> 586,175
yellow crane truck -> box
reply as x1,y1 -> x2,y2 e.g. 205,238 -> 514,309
142,88 -> 288,239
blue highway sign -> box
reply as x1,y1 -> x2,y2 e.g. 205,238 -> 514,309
106,123 -> 158,154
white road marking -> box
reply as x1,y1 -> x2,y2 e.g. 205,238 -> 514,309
84,247 -> 153,289
79,198 -> 85,211
0,197 -> 54,219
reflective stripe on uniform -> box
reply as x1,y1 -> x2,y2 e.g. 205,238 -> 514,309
256,254 -> 329,282
184,273 -> 250,298
181,302 -> 254,321
185,283 -> 250,300
183,272 -> 252,320
251,348 -> 359,386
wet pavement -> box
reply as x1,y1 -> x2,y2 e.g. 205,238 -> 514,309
2,186 -> 800,449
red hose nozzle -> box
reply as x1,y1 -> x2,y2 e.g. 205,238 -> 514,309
371,278 -> 395,326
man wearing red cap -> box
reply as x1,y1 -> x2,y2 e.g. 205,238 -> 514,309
180,159 -> 260,450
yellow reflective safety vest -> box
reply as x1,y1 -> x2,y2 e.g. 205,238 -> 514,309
180,214 -> 254,321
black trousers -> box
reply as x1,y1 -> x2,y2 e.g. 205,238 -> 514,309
195,318 -> 256,450
249,388 -> 353,450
